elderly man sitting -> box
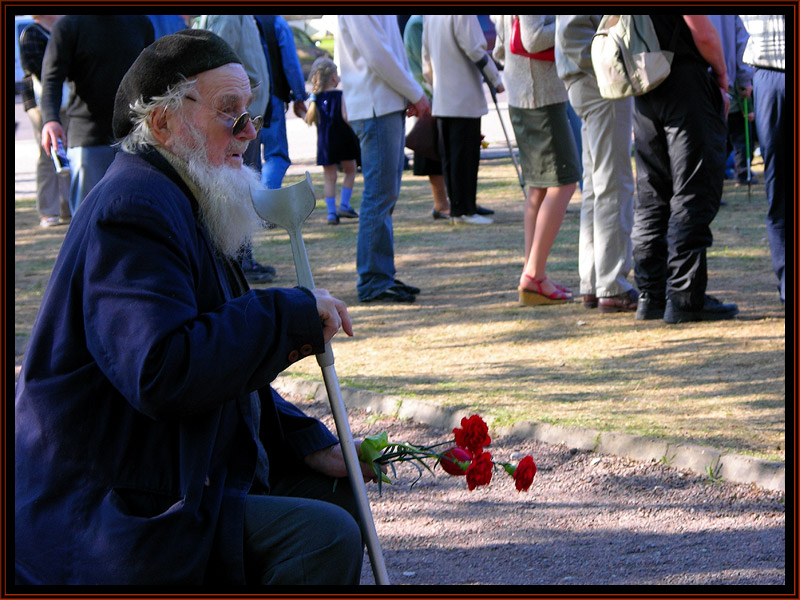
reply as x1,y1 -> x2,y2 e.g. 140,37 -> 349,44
14,29 -> 376,585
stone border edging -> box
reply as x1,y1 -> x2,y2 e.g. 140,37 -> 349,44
273,376 -> 785,493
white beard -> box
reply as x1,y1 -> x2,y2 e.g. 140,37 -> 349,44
170,124 -> 263,259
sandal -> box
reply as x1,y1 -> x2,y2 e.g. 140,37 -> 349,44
518,275 -> 571,306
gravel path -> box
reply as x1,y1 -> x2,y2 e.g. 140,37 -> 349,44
293,396 -> 786,587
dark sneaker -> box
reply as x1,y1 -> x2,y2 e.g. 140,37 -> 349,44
663,295 -> 739,324
244,269 -> 275,284
635,293 -> 666,321
361,286 -> 416,303
393,279 -> 420,295
250,261 -> 276,276
475,204 -> 495,216
337,207 -> 359,219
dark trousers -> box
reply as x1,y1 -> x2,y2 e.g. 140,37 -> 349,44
753,68 -> 785,302
631,62 -> 727,310
437,116 -> 481,217
243,469 -> 363,585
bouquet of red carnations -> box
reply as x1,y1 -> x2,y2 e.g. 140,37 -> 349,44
358,414 -> 537,493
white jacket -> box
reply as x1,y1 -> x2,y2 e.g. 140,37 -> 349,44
336,15 -> 424,121
422,15 -> 502,118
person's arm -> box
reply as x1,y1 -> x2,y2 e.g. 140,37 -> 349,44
683,15 -> 729,101
733,15 -> 754,98
39,19 -> 71,153
275,17 -> 308,102
19,24 -> 47,81
339,15 -> 425,108
457,15 -> 504,92
491,15 -> 506,64
82,187 -> 343,421
520,14 -> 557,54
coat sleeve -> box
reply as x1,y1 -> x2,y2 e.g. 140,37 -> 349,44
455,15 -> 502,89
82,186 -> 325,421
39,18 -> 71,124
520,15 -> 557,54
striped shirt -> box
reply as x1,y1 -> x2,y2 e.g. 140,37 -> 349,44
740,15 -> 785,71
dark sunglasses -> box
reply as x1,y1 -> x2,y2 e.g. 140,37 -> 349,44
185,95 -> 263,136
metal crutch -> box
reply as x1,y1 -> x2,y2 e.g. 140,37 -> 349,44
476,56 -> 527,202
250,173 -> 391,585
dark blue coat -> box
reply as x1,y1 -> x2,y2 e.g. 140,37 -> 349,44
14,151 -> 337,584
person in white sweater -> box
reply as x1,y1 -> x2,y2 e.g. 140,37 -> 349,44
336,15 -> 431,303
422,14 -> 503,225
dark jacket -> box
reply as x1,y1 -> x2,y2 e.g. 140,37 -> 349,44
14,150 -> 336,584
39,15 -> 154,147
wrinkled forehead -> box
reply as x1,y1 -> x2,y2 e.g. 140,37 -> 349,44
193,63 -> 255,107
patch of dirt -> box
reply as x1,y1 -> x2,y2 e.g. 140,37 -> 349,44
292,395 -> 786,587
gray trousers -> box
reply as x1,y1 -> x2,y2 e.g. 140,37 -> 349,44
26,107 -> 70,219
567,77 -> 635,298
243,470 -> 364,585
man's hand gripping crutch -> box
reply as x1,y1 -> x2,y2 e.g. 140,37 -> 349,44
250,173 -> 391,585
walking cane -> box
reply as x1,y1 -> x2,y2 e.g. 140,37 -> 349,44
742,95 -> 752,203
476,57 -> 527,202
250,173 -> 391,585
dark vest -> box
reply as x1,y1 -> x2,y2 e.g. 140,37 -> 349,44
255,15 -> 291,103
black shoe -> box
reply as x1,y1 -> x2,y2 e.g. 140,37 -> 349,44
432,210 -> 450,220
244,269 -> 275,284
475,205 -> 495,216
663,295 -> 739,324
362,287 -> 416,303
328,214 -> 340,225
338,207 -> 359,219
393,279 -> 420,295
249,261 -> 276,276
635,293 -> 666,320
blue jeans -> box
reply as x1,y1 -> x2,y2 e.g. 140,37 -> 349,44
66,145 -> 116,215
260,96 -> 291,190
753,68 -> 785,303
349,111 -> 405,301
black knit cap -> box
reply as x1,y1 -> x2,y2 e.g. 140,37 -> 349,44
113,28 -> 242,139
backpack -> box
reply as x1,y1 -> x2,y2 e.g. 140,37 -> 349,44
591,15 -> 679,99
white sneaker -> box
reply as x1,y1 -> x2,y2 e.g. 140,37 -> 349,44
451,214 -> 493,225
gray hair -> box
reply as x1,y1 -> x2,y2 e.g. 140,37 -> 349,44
117,78 -> 198,153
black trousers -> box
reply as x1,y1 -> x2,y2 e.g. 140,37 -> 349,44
631,62 -> 727,310
437,116 -> 482,217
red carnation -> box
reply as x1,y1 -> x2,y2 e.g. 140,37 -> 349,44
453,415 -> 491,455
465,452 -> 493,491
512,455 -> 537,491
440,446 -> 471,476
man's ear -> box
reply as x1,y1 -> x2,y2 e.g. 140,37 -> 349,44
149,107 -> 172,146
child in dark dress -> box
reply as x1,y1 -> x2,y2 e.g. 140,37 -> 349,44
305,57 -> 360,225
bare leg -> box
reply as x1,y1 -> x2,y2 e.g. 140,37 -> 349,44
341,160 -> 357,190
323,165 -> 339,200
429,174 -> 449,214
521,183 -> 576,296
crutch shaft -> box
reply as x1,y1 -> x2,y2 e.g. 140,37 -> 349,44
287,230 -> 391,585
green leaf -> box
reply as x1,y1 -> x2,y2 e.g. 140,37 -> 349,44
359,431 -> 389,464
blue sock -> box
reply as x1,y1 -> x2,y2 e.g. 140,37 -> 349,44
340,187 -> 353,211
325,196 -> 337,217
